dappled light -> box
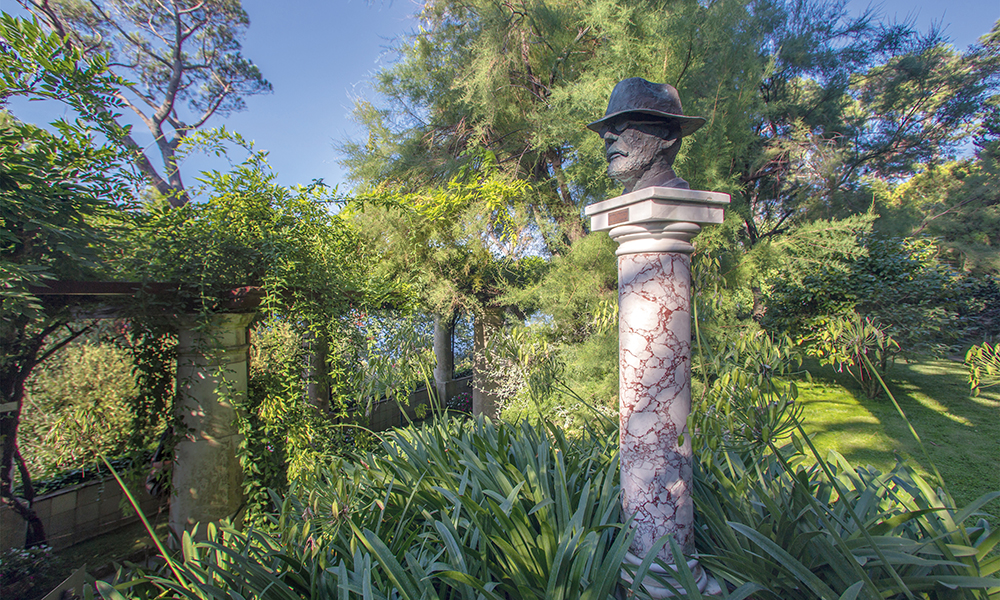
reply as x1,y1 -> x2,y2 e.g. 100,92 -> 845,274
2,1 -> 998,598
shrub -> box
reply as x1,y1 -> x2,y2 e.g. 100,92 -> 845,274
764,236 -> 976,354
446,391 -> 472,412
20,342 -> 139,479
98,408 -> 999,599
240,317 -> 373,525
696,443 -> 1000,599
99,416 -> 655,598
805,313 -> 901,399
0,545 -> 61,599
966,342 -> 1000,396
486,324 -> 618,436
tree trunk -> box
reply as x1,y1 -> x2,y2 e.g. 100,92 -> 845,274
0,364 -> 46,547
472,309 -> 504,419
433,315 -> 455,408
751,285 -> 767,322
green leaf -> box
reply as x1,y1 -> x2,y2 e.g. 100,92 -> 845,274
94,581 -> 128,600
728,521 -> 842,600
837,581 -> 864,600
356,526 -> 424,600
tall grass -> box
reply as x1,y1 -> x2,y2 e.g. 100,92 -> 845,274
97,407 -> 998,599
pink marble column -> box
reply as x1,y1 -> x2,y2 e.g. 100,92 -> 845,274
618,252 -> 694,556
585,186 -> 729,596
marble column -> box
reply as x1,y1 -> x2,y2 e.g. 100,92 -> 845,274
586,187 -> 729,596
619,250 -> 694,552
171,312 -> 255,541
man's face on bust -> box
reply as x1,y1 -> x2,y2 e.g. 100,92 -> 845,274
598,115 -> 681,191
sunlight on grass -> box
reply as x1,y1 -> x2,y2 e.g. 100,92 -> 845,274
797,380 -> 904,473
909,393 -> 974,426
969,395 -> 1000,409
796,358 -> 1000,531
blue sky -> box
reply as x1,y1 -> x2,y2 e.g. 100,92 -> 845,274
209,0 -> 419,190
6,0 -> 998,194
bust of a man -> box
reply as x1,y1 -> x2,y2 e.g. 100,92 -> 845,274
588,78 -> 705,193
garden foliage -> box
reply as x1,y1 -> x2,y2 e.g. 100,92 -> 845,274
19,341 -> 138,479
1,13 -> 135,546
764,236 -> 993,354
0,544 -> 60,599
112,136 -> 402,525
99,410 -> 999,599
240,317 -> 372,525
350,150 -> 542,325
803,314 -> 900,399
966,342 -> 1000,396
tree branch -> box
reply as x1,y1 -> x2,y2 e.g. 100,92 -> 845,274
911,193 -> 982,236
32,322 -> 94,368
150,0 -> 187,124
189,82 -> 231,129
115,90 -> 159,130
86,0 -> 174,71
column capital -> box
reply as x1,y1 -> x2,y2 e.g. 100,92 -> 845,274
585,187 -> 730,255
177,312 -> 255,365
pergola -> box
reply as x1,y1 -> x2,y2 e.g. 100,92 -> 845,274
26,281 -> 263,541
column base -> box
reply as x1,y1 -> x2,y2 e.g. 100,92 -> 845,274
621,551 -> 721,597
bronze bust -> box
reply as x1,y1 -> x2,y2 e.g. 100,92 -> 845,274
588,78 -> 705,192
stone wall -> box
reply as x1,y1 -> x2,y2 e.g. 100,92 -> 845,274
369,375 -> 472,432
0,477 -> 167,552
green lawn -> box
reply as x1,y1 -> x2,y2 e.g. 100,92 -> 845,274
796,357 -> 1000,529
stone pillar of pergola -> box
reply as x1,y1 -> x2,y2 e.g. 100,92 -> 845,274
472,308 -> 504,419
171,312 -> 255,541
433,314 -> 455,408
585,186 -> 728,596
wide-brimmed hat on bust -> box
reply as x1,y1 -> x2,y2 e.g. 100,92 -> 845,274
587,77 -> 706,137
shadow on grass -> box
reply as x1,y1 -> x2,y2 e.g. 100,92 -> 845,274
796,356 -> 1000,528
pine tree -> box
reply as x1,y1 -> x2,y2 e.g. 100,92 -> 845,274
16,0 -> 271,206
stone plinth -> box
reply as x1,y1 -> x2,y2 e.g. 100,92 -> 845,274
586,186 -> 729,596
587,187 -> 728,256
171,313 -> 254,541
